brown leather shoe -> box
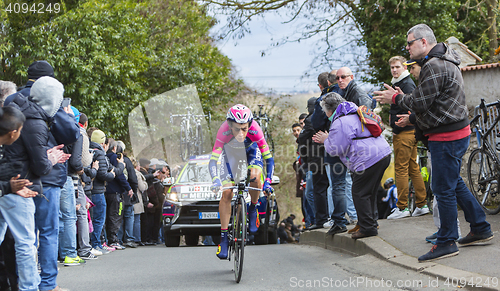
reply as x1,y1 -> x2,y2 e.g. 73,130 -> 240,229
347,224 -> 360,234
351,231 -> 377,240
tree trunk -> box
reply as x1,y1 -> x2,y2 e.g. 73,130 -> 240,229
486,0 -> 498,57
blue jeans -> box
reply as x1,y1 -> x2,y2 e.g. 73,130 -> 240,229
429,136 -> 491,244
325,159 -> 347,227
90,193 -> 107,248
59,177 -> 77,258
0,195 -> 40,291
34,186 -> 61,291
118,205 -> 134,243
304,171 -> 315,225
345,172 -> 357,220
133,213 -> 141,242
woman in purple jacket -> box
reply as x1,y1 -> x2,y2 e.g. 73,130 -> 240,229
314,93 -> 391,239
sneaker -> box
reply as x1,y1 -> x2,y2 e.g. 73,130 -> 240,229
327,224 -> 347,235
95,246 -> 110,254
457,231 -> 494,246
418,242 -> 459,262
216,233 -> 229,260
412,205 -> 430,217
90,248 -> 103,256
102,243 -> 116,252
387,208 -> 410,219
110,243 -> 126,250
80,252 -> 98,260
63,256 -> 86,266
248,207 -> 260,233
123,241 -> 138,248
323,219 -> 334,228
425,232 -> 437,244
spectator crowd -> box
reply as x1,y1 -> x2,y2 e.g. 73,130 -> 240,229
293,23 -> 494,263
0,61 -> 172,291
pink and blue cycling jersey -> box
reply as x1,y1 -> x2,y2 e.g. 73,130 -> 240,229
209,120 -> 274,184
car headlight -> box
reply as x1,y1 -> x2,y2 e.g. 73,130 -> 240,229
167,193 -> 179,202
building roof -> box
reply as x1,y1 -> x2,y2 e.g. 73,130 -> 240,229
461,62 -> 500,72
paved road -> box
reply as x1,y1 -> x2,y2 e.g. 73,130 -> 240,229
57,244 -> 464,290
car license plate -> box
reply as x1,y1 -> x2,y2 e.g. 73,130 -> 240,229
199,212 -> 219,219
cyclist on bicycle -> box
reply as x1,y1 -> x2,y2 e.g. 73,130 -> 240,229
209,104 -> 275,259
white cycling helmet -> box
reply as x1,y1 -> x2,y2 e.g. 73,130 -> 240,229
226,104 -> 253,124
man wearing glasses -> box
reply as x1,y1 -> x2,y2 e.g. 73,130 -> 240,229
336,67 -> 372,108
374,24 -> 493,262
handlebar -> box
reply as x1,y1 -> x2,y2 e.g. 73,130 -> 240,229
222,186 -> 263,192
480,99 -> 487,119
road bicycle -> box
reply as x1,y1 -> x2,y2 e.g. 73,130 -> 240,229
253,105 -> 275,153
467,98 -> 500,214
408,146 -> 433,214
222,173 -> 261,283
170,106 -> 211,161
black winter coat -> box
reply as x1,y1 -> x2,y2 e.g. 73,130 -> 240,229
390,75 -> 416,134
65,134 -> 84,175
297,114 -> 324,173
89,141 -> 116,194
105,151 -> 131,198
344,80 -> 372,108
123,155 -> 138,205
3,94 -> 53,194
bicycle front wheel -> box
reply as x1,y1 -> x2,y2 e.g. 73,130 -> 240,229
233,196 -> 246,283
467,149 -> 500,214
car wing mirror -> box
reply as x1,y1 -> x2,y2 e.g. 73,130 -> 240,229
163,177 -> 175,186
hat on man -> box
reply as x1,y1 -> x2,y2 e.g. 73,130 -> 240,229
27,61 -> 55,80
30,76 -> 64,118
71,106 -> 81,123
150,158 -> 159,166
403,59 -> 417,66
139,158 -> 150,168
91,130 -> 106,144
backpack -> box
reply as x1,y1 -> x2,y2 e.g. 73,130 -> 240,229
355,105 -> 385,137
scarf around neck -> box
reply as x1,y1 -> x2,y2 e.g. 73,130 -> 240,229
391,70 -> 410,85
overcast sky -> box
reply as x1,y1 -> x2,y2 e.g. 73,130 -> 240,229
214,14 -> 325,94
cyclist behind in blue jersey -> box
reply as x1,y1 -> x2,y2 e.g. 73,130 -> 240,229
209,104 -> 275,259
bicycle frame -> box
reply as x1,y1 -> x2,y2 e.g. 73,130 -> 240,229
170,106 -> 210,160
471,100 -> 500,167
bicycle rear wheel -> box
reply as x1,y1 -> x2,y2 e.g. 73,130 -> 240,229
233,196 -> 246,283
467,149 -> 500,214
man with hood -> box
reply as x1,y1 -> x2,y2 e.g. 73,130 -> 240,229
4,75 -> 71,291
374,24 -> 493,262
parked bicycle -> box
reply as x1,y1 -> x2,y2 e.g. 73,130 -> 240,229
253,105 -> 275,153
222,173 -> 261,283
467,98 -> 500,214
170,106 -> 211,161
408,146 -> 433,214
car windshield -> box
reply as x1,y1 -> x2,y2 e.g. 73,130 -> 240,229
178,161 -> 212,183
